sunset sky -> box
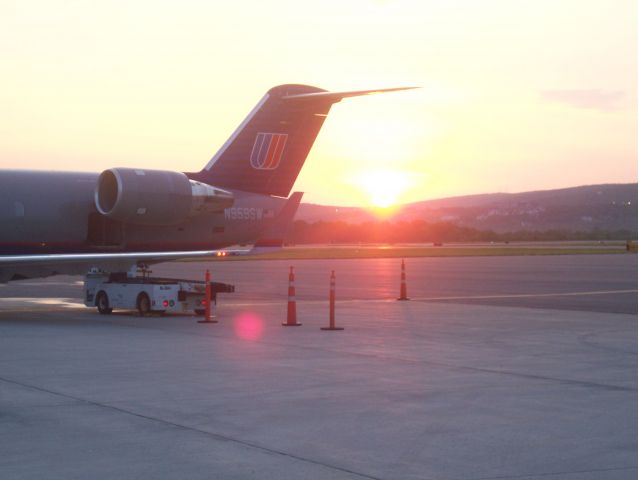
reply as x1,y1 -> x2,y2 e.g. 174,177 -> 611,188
2,1 -> 637,207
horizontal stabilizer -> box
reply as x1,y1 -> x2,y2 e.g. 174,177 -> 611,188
282,86 -> 419,102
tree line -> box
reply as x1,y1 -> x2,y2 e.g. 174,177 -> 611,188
286,220 -> 635,244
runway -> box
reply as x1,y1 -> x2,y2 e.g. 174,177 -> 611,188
2,255 -> 638,479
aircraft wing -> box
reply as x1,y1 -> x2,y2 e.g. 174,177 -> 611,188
0,250 -> 248,282
0,250 -> 243,267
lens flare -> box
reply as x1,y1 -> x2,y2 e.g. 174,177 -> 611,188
233,312 -> 264,341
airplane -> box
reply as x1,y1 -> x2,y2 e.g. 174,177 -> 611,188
0,84 -> 414,283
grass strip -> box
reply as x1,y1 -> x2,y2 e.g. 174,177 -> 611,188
179,245 -> 628,262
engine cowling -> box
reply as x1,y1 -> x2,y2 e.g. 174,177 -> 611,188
95,168 -> 234,226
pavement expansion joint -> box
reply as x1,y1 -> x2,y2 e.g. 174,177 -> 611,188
0,375 -> 386,480
467,464 -> 638,480
235,338 -> 638,394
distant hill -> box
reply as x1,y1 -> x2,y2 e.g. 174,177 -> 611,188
296,184 -> 638,232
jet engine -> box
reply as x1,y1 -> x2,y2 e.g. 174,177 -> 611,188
95,168 -> 234,226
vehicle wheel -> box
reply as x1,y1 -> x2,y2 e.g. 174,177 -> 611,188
194,309 -> 205,316
137,292 -> 151,316
96,291 -> 113,315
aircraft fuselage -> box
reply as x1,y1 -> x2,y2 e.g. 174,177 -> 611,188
0,170 -> 286,255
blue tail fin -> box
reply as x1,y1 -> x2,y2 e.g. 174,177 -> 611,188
187,84 -> 416,197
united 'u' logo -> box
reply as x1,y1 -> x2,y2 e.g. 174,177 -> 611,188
250,133 -> 288,170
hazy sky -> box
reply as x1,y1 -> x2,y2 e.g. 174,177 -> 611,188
2,0 -> 636,206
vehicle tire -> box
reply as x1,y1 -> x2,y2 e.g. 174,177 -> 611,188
96,291 -> 113,315
194,309 -> 205,316
137,292 -> 151,316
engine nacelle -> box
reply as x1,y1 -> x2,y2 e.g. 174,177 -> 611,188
95,168 -> 234,226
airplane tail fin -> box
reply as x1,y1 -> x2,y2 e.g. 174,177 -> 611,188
187,84 -> 416,198
252,191 -> 303,251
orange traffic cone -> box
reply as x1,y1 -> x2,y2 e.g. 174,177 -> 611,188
397,259 -> 410,301
283,266 -> 301,326
198,269 -> 218,323
321,270 -> 343,331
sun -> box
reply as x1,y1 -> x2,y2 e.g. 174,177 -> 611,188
370,190 -> 396,209
354,169 -> 414,209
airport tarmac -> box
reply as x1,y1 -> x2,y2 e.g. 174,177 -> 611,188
2,255 -> 638,479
